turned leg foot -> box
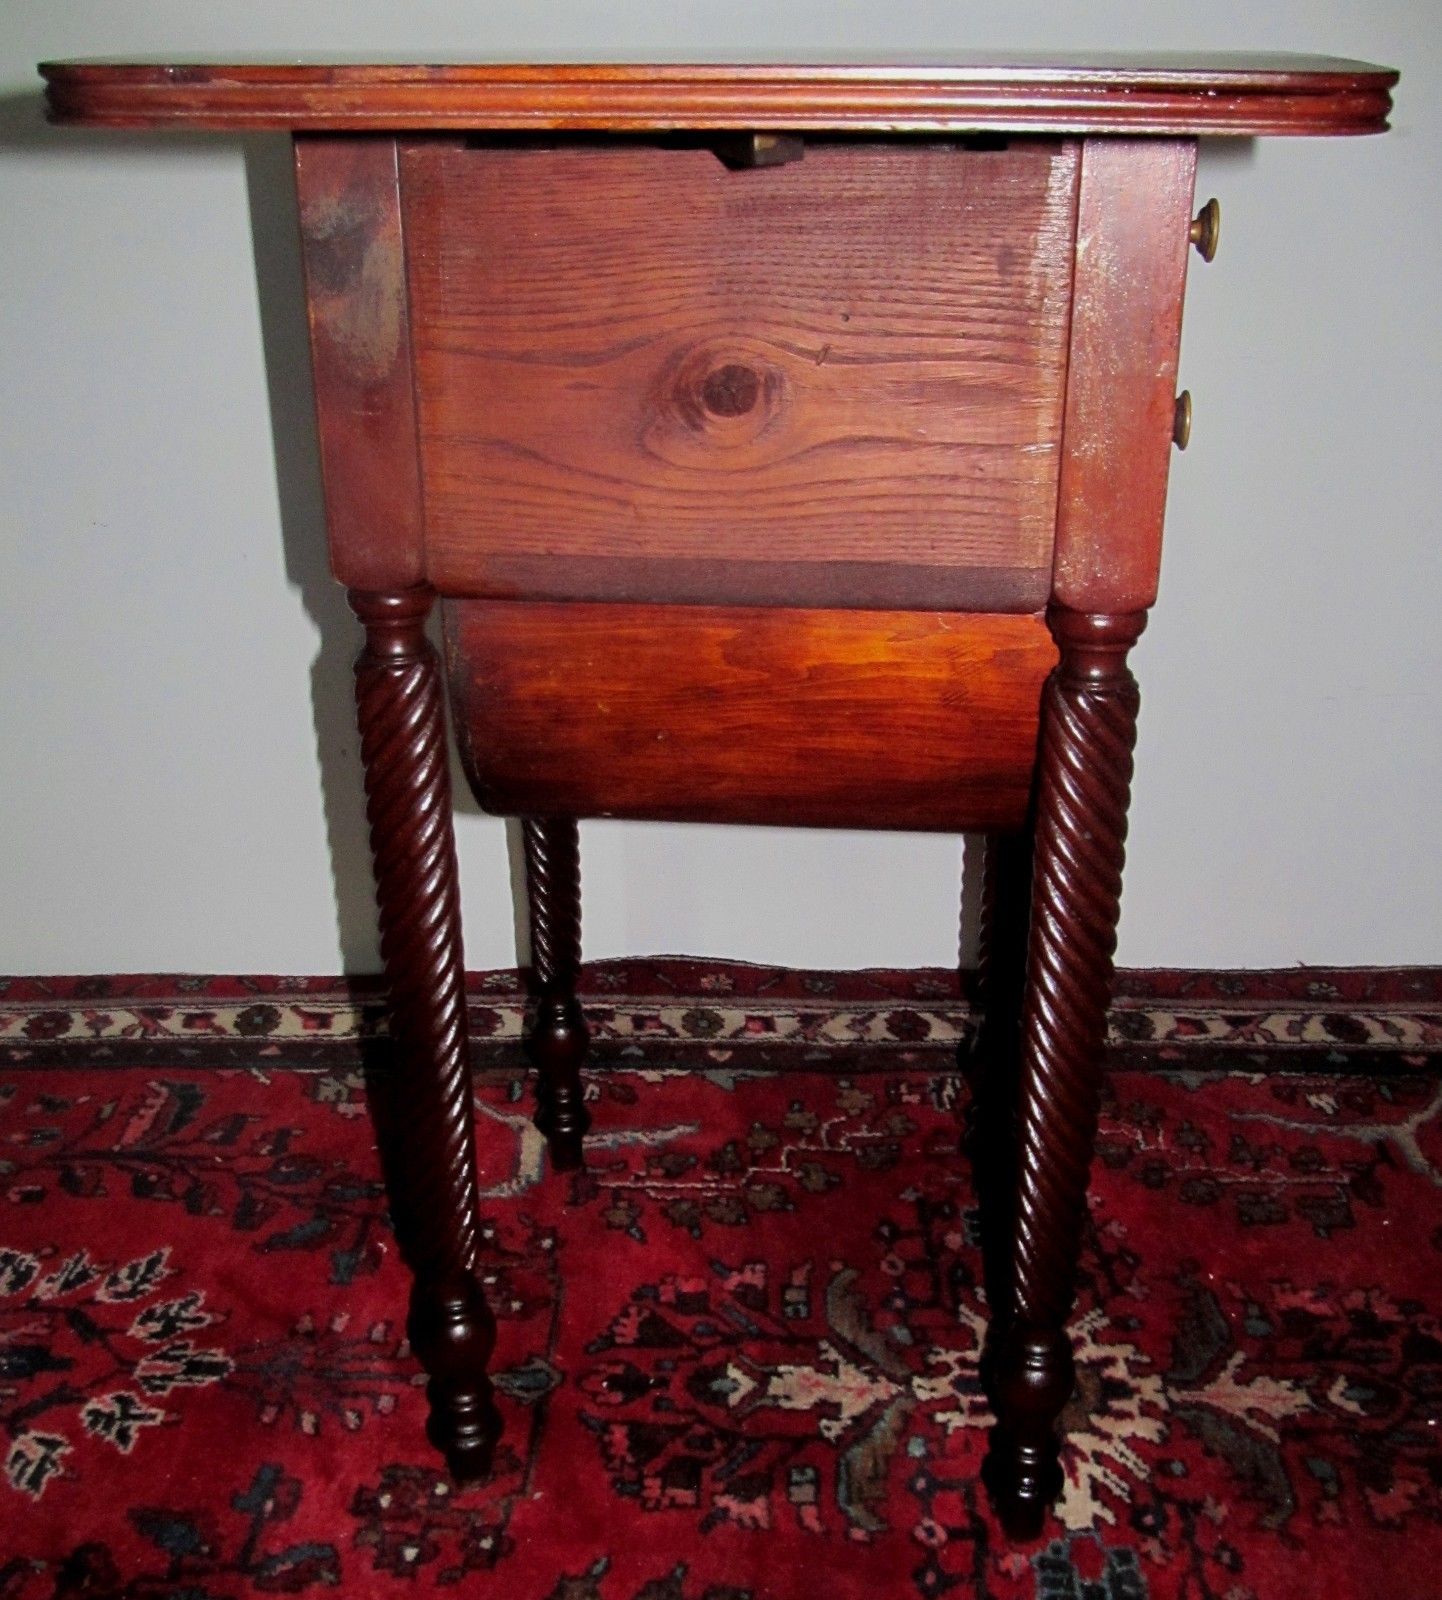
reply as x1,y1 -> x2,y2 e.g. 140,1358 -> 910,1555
985,608 -> 1144,1536
521,817 -> 590,1170
351,587 -> 501,1480
411,1277 -> 502,1480
529,991 -> 590,1171
984,1326 -> 1072,1538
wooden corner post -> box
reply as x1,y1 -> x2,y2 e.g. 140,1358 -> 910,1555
295,137 -> 500,1479
986,137 -> 1198,1536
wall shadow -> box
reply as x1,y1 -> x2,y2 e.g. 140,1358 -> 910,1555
959,832 -> 985,973
240,133 -> 384,973
241,133 -> 529,977
8,81 -> 1116,990
0,86 -> 214,155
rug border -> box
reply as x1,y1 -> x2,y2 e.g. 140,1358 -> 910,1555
3,961 -> 1439,1075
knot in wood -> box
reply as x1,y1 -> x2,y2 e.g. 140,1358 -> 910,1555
699,362 -> 760,418
657,342 -> 782,449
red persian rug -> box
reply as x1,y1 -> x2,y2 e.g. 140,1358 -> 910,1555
0,963 -> 1439,1599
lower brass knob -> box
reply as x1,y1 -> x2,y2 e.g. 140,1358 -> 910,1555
1173,390 -> 1193,450
1190,198 -> 1221,262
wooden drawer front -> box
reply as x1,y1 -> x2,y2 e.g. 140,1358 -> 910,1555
405,139 -> 1079,612
444,602 -> 1055,831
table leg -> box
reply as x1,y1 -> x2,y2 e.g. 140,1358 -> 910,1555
969,829 -> 1034,1076
985,607 -> 1144,1538
521,817 -> 591,1169
964,828 -> 1033,1345
350,587 -> 501,1480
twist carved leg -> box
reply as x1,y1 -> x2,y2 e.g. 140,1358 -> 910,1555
351,587 -> 501,1481
521,817 -> 591,1170
985,608 -> 1145,1538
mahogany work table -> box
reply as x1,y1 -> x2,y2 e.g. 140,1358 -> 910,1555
43,54 -> 1397,1538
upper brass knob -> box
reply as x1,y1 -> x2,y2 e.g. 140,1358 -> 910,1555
1173,390 -> 1193,451
1189,197 -> 1221,262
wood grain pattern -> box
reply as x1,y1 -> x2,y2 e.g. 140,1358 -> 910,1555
294,137 -> 424,589
444,602 -> 1057,831
1052,139 -> 1197,611
41,57 -> 1398,137
406,139 -> 1077,611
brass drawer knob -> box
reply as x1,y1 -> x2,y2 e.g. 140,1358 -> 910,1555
1173,390 -> 1193,450
1190,197 -> 1221,261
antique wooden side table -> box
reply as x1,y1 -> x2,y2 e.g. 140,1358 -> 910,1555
42,55 -> 1397,1537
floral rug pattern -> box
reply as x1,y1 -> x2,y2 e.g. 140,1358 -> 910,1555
0,966 -> 1438,1598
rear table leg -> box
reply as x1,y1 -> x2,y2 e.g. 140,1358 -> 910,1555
964,828 -> 1034,1362
521,817 -> 591,1170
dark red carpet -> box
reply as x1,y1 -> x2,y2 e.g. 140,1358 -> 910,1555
1,965 -> 1439,1598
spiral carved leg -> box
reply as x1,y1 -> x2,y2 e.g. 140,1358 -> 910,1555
985,608 -> 1145,1539
522,817 -> 590,1171
351,588 -> 500,1482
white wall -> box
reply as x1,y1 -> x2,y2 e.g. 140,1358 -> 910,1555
2,2 -> 1438,977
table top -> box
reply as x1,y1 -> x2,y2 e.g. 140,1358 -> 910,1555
40,54 -> 1397,136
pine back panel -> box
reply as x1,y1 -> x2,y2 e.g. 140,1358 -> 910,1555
403,138 -> 1079,610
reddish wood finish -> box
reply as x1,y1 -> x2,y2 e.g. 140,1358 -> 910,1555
1052,141 -> 1198,611
403,138 -> 1075,612
521,818 -> 590,1170
294,139 -> 424,590
984,607 -> 1144,1538
348,588 -> 500,1479
445,603 -> 1057,831
41,56 -> 1397,137
39,49 -> 1397,1535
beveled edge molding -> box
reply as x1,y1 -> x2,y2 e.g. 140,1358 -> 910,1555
41,58 -> 1397,136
